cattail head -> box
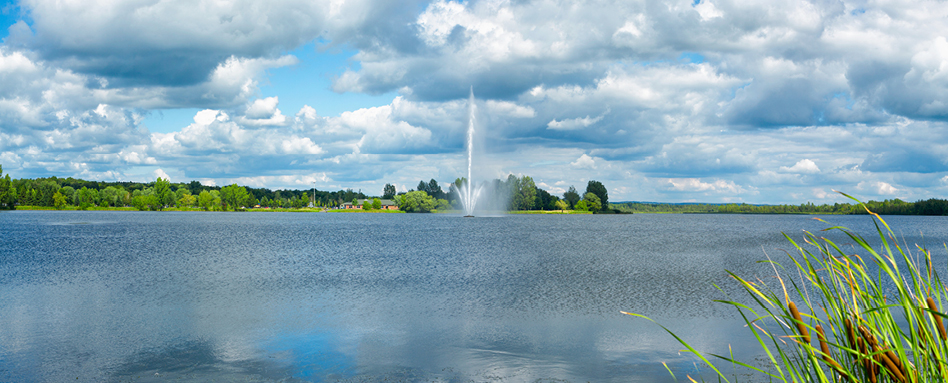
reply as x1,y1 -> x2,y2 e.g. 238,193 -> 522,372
789,301 -> 810,343
844,317 -> 856,348
927,296 -> 947,341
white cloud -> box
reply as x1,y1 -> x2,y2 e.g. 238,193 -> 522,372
571,154 -> 596,169
667,178 -> 745,194
780,159 -> 820,174
858,181 -> 900,196
280,136 -> 323,155
485,100 -> 535,118
548,112 -> 606,131
693,1 -> 723,21
237,96 -> 288,126
7,0 -> 948,203
153,168 -> 170,182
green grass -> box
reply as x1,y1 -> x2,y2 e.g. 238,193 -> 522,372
247,207 -> 325,212
508,210 -> 593,214
15,205 -> 137,211
627,191 -> 948,382
326,208 -> 405,213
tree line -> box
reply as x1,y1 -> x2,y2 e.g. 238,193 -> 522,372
0,164 -> 616,213
0,165 -> 367,211
387,175 -> 617,213
613,199 -> 948,215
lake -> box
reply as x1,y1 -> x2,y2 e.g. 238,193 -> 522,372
1,211 -> 946,382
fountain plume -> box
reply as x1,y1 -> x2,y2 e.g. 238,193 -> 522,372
459,87 -> 483,217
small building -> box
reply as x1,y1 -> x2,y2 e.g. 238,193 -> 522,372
342,199 -> 399,210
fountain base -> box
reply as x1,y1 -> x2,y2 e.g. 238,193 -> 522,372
463,215 -> 475,218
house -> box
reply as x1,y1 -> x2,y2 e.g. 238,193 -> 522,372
341,199 -> 399,210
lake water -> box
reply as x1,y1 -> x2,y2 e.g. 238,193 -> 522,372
1,211 -> 946,382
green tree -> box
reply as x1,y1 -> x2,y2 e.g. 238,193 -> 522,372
585,180 -> 608,211
428,179 -> 444,199
0,166 -> 16,210
583,192 -> 602,212
575,200 -> 588,211
37,180 -> 60,207
535,187 -> 555,210
517,176 -> 536,210
174,187 -> 189,204
53,191 -> 67,210
154,177 -> 173,210
60,186 -> 75,205
177,192 -> 196,208
131,194 -> 160,211
144,194 -> 160,210
555,199 -> 569,211
372,198 -> 382,210
131,195 -> 147,211
197,190 -> 214,211
383,184 -> 396,199
220,184 -> 249,211
76,187 -> 97,210
209,190 -> 222,211
398,191 -> 436,212
101,186 -> 121,207
363,199 -> 372,210
563,186 -> 580,208
436,198 -> 451,211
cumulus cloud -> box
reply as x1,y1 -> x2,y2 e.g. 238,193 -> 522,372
858,181 -> 899,196
153,168 -> 170,182
237,97 -> 289,127
11,0 -> 329,87
780,159 -> 820,174
6,0 -> 948,203
571,154 -> 596,169
548,111 -> 607,131
666,178 -> 746,194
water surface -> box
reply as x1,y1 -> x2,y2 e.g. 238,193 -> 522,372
1,211 -> 945,382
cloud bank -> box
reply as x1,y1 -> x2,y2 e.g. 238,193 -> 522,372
2,0 -> 948,203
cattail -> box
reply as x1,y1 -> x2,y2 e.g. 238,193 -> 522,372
845,317 -> 857,349
859,337 -> 876,383
884,348 -> 904,376
927,296 -> 947,341
815,325 -> 846,375
789,301 -> 810,343
860,326 -> 906,383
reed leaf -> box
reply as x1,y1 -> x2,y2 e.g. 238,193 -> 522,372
628,193 -> 948,382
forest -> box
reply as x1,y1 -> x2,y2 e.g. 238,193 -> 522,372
390,176 -> 612,213
0,165 -> 613,213
613,199 -> 948,215
4,163 -> 946,215
0,165 -> 366,211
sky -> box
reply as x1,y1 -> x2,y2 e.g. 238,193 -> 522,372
1,0 -> 947,204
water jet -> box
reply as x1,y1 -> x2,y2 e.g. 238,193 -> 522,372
458,87 -> 483,217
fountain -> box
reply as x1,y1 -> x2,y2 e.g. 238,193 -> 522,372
459,87 -> 483,217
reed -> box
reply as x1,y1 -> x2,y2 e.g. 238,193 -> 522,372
624,192 -> 948,382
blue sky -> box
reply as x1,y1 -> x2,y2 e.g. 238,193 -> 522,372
1,0 -> 948,203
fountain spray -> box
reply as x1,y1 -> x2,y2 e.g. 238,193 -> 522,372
460,87 -> 483,217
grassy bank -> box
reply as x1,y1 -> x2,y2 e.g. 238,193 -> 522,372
628,192 -> 948,382
12,206 -> 604,215
248,207 -> 325,213
14,205 -> 138,211
326,208 -> 405,213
